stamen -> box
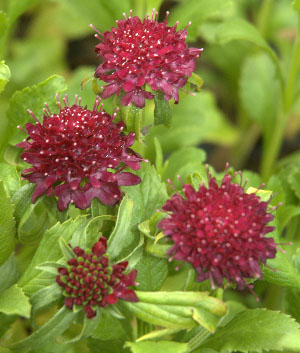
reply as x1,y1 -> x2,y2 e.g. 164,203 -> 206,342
17,125 -> 27,133
89,24 -> 104,36
56,93 -> 62,110
27,109 -> 40,124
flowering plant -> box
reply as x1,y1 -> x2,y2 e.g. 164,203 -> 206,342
1,1 -> 300,353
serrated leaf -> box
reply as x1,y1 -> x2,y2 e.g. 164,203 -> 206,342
0,60 -> 10,93
107,195 -> 133,262
18,216 -> 87,296
10,307 -> 76,352
7,75 -> 66,145
136,252 -> 168,290
125,340 -> 188,353
0,181 -> 16,266
154,91 -> 172,127
0,284 -> 31,318
199,309 -> 300,353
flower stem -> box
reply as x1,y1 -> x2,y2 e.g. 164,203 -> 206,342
257,0 -> 274,37
261,15 -> 300,179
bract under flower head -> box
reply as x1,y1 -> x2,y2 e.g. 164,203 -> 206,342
56,236 -> 138,319
158,167 -> 277,290
91,9 -> 202,108
16,95 -> 144,211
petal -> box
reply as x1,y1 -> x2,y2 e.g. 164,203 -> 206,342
118,288 -> 138,302
101,83 -> 121,99
115,172 -> 141,186
92,237 -> 107,257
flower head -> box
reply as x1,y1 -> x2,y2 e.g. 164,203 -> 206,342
56,236 -> 138,318
91,9 -> 202,108
158,167 -> 277,290
16,95 -> 144,211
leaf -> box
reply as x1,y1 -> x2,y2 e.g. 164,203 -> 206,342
10,307 -> 76,352
199,309 -> 300,353
125,340 -> 188,353
276,205 -> 300,234
88,338 -> 129,353
293,0 -> 300,12
123,291 -> 226,332
0,12 -> 8,37
0,162 -> 20,198
92,310 -> 127,341
154,91 -> 172,127
145,91 -> 239,160
0,60 -> 10,93
215,18 -> 279,68
0,284 -> 31,318
0,181 -> 16,266
36,261 -> 64,275
189,73 -> 204,92
59,237 -> 77,260
18,216 -> 87,296
107,195 -> 134,262
168,0 -> 233,41
285,287 -> 300,323
288,168 -> 300,200
262,229 -> 300,289
239,53 -> 280,134
7,75 -> 66,145
135,252 -> 168,291
136,328 -> 182,342
7,0 -> 39,25
30,283 -> 62,315
163,147 -> 206,182
0,255 -> 20,292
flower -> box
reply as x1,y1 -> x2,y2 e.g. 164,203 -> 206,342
56,236 -> 138,318
158,167 -> 277,290
91,9 -> 202,108
16,95 -> 144,211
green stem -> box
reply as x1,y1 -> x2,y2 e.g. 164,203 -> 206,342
261,15 -> 300,179
257,0 -> 274,37
187,327 -> 211,353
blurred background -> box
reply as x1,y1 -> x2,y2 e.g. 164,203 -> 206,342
0,0 -> 299,177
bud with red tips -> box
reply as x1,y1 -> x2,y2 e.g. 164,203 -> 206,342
56,236 -> 138,319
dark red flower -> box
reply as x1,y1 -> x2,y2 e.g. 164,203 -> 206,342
91,9 -> 202,108
158,168 -> 277,290
56,236 -> 138,318
16,95 -> 144,211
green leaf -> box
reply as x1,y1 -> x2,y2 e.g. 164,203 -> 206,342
263,229 -> 300,289
136,328 -> 182,342
10,307 -> 76,352
145,91 -> 239,160
123,291 -> 226,332
239,53 -> 280,134
59,237 -> 77,261
36,261 -> 64,275
288,168 -> 300,200
0,181 -> 15,266
285,287 -> 300,323
0,162 -> 20,198
154,91 -> 172,127
0,284 -> 31,318
11,184 -> 34,224
293,0 -> 300,12
163,147 -> 206,183
276,205 -> 300,234
7,0 -> 39,25
125,340 -> 188,353
18,216 -> 87,296
0,60 -> 10,93
0,255 -> 20,292
92,310 -> 127,341
107,195 -> 134,262
30,283 -> 62,315
215,18 -> 279,70
88,338 -> 129,353
0,12 -> 8,37
188,73 -> 204,92
135,252 -> 168,291
199,309 -> 300,353
168,0 -> 233,41
7,75 -> 66,145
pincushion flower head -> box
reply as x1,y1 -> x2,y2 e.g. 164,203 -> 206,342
158,166 -> 278,291
91,9 -> 203,108
56,236 -> 138,318
16,95 -> 144,211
